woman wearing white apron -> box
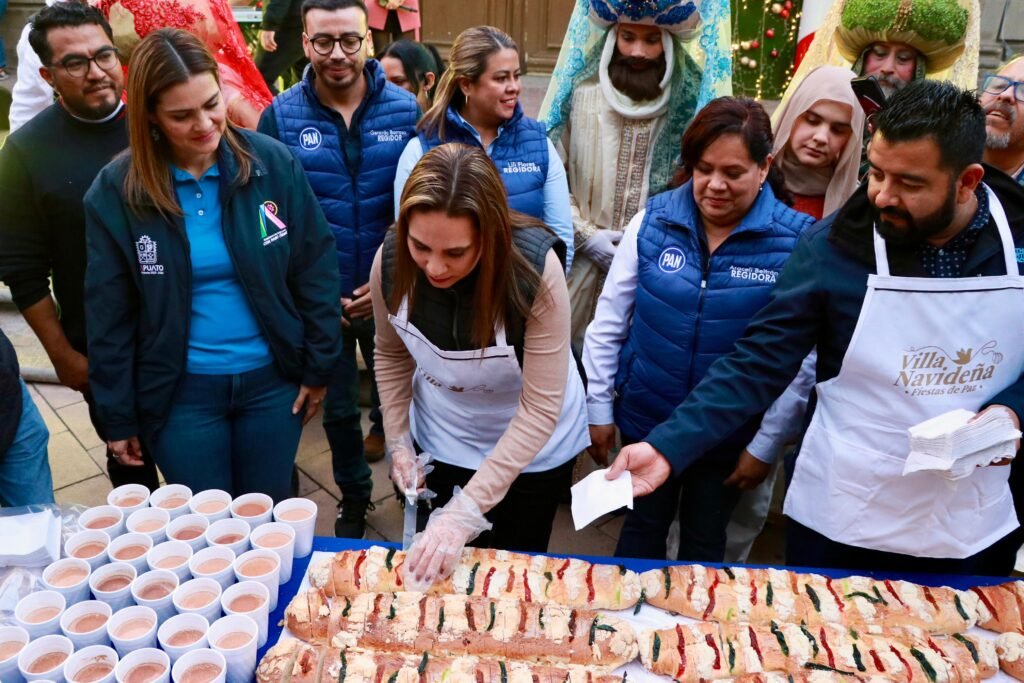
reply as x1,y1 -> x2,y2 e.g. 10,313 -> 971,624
370,143 -> 589,587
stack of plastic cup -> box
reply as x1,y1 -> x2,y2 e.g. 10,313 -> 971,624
78,506 -> 125,539
172,578 -> 223,623
106,533 -> 152,574
250,523 -> 295,584
221,581 -> 270,648
146,540 -> 193,582
42,558 -> 92,604
207,615 -> 258,683
107,484 -> 150,517
126,508 -> 170,545
65,530 -> 111,572
171,649 -> 226,683
88,563 -> 137,612
17,634 -> 73,682
156,613 -> 209,666
60,601 -> 112,649
15,591 -> 66,639
63,645 -> 118,683
272,498 -> 317,558
106,605 -> 157,657
232,550 -> 280,611
130,570 -> 180,624
167,514 -> 209,554
188,547 -> 236,591
113,648 -> 169,683
205,519 -> 250,557
188,490 -> 232,524
0,626 -> 29,683
148,485 -> 192,520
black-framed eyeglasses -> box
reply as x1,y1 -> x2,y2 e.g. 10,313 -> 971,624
982,74 -> 1024,102
51,47 -> 120,78
304,32 -> 365,56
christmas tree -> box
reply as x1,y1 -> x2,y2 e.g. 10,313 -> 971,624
731,0 -> 803,100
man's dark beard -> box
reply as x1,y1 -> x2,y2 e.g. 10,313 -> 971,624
872,180 -> 958,247
608,47 -> 667,103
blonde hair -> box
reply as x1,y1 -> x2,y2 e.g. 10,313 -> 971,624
390,143 -> 543,349
124,28 -> 252,216
418,26 -> 518,141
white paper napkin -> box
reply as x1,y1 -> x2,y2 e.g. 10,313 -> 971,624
570,469 -> 633,531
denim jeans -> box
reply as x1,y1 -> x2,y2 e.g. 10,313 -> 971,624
145,363 -> 303,501
323,317 -> 377,500
0,380 -> 54,506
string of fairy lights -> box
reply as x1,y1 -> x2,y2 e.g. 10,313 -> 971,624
731,0 -> 804,100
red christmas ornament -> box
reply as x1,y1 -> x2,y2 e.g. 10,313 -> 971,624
765,28 -> 775,38
780,8 -> 790,18
784,0 -> 793,8
749,39 -> 759,49
770,48 -> 779,58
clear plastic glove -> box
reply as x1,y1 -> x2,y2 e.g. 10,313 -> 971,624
387,434 -> 434,498
402,487 -> 492,590
578,229 -> 623,272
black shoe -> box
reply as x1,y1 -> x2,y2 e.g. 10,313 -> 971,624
335,498 -> 374,538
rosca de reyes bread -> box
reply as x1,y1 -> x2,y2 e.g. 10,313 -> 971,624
638,621 -> 995,683
308,546 -> 642,611
284,589 -> 638,670
971,582 -> 1024,633
256,639 -> 628,683
997,632 -> 1024,681
640,566 -> 978,634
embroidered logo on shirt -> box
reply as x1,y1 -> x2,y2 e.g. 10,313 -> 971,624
503,161 -> 542,174
894,341 -> 1003,397
658,246 -> 686,273
136,235 -> 164,275
1016,247 -> 1024,264
260,201 -> 288,246
368,129 -> 409,143
730,266 -> 778,283
299,127 -> 322,151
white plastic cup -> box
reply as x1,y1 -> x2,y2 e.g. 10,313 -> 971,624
0,626 -> 30,683
146,540 -> 193,582
17,634 -> 73,683
65,530 -> 111,572
272,498 -> 317,558
113,648 -> 169,683
156,613 -> 209,666
171,649 -> 226,683
78,506 -> 125,539
188,546 -> 237,591
249,523 -> 295,584
206,615 -> 257,683
105,533 -> 153,575
173,578 -> 223,623
106,605 -> 157,657
88,562 -> 137,612
148,485 -> 192,520
42,558 -> 92,604
125,508 -> 169,545
15,590 -> 66,639
204,519 -> 249,557
59,600 -> 112,649
166,514 -> 209,554
229,493 -> 273,529
130,569 -> 180,624
232,549 -> 280,611
188,490 -> 232,524
220,581 -> 269,648
108,484 -> 150,517
63,645 -> 118,683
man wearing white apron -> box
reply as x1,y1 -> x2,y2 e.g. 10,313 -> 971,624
608,79 -> 1024,575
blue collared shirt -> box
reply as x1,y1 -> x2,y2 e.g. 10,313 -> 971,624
917,188 -> 990,278
172,164 -> 273,374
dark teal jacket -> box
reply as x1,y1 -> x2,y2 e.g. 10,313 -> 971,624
84,129 -> 342,441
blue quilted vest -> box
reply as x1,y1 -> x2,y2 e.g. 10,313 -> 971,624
418,104 -> 548,220
614,182 -> 814,446
270,61 -> 419,296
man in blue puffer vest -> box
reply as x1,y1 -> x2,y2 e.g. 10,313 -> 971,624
258,0 -> 419,538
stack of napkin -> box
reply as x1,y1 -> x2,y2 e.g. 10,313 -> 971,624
0,510 -> 61,567
903,408 -> 1021,480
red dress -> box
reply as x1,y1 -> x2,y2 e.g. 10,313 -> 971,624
791,193 -> 825,221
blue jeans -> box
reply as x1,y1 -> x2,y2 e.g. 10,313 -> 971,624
0,380 -> 54,506
145,364 -> 303,501
323,317 -> 376,500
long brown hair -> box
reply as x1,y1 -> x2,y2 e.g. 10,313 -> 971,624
124,28 -> 253,215
390,143 -> 543,350
418,26 -> 518,142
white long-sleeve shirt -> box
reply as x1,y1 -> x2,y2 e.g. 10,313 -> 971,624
10,8 -> 56,133
581,209 -> 815,464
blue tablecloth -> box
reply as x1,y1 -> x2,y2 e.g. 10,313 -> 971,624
259,537 -> 1013,662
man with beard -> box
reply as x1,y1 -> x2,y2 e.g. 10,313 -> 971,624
606,80 -> 1024,576
258,0 -> 418,538
982,57 -> 1024,185
539,0 -> 732,354
0,2 -> 160,491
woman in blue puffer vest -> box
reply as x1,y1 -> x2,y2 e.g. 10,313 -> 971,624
582,97 -> 815,561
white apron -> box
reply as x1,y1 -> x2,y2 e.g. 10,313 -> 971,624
784,185 -> 1024,558
388,299 -> 589,472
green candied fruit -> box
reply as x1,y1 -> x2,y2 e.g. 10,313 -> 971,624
840,0 -> 898,33
908,0 -> 968,43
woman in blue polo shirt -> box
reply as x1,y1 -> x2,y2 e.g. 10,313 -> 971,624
393,26 -> 574,269
84,29 -> 341,500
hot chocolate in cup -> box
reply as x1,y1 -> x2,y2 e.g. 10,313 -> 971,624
105,533 -> 153,575
63,645 -> 118,683
0,626 -> 30,683
60,601 -> 113,650
220,581 -> 270,647
125,508 -> 169,545
88,562 -> 138,612
250,522 -> 296,584
187,491 -> 232,524
170,649 -> 225,683
107,606 -> 158,658
187,546 -> 237,591
147,485 -> 192,520
107,485 -> 150,518
42,558 -> 92,604
66,530 -> 111,572
145,540 -> 193,583
113,648 -> 169,683
130,570 -> 180,625
78,506 -> 125,539
204,519 -> 249,558
232,549 -> 281,611
17,634 -> 73,682
167,514 -> 209,554
15,590 -> 66,640
172,578 -> 223,623
228,493 -> 273,529
156,613 -> 209,666
206,615 -> 257,683
272,498 -> 317,558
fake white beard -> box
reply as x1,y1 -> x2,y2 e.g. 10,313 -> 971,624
597,26 -> 674,120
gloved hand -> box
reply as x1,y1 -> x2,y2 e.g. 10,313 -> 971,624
402,487 -> 493,590
578,229 -> 623,272
387,434 -> 434,498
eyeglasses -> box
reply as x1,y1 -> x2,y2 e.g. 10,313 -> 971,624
982,74 -> 1024,102
52,47 -> 120,78
305,32 -> 365,56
